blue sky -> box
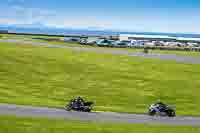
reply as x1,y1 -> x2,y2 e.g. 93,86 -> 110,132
1,0 -> 200,33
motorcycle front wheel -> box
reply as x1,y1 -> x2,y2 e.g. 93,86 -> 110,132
167,110 -> 176,117
83,106 -> 92,112
64,105 -> 72,111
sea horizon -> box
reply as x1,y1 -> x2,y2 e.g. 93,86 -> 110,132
1,25 -> 200,38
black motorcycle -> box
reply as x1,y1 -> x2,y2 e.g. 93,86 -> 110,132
64,99 -> 94,112
148,103 -> 176,117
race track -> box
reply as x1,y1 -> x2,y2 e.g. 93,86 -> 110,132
1,103 -> 200,126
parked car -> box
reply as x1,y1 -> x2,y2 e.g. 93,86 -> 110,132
96,39 -> 114,47
114,40 -> 134,48
79,38 -> 87,45
133,40 -> 145,47
154,41 -> 165,46
64,37 -> 81,42
86,38 -> 98,45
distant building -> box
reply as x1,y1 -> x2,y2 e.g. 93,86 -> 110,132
119,34 -> 200,43
119,34 -> 176,41
176,37 -> 200,43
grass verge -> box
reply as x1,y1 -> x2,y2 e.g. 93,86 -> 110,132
0,42 -> 200,115
1,115 -> 200,133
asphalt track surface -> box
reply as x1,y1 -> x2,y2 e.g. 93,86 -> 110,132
1,39 -> 200,64
1,103 -> 200,126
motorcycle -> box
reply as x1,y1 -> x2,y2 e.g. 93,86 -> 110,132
148,103 -> 176,117
64,99 -> 94,112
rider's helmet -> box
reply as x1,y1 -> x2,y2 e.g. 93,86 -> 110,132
77,96 -> 82,100
155,99 -> 166,108
77,96 -> 84,102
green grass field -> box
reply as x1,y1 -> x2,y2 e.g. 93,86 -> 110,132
1,115 -> 200,133
1,42 -> 200,115
0,34 -> 61,39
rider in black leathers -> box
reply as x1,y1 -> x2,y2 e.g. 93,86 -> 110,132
155,100 -> 167,111
72,96 -> 84,109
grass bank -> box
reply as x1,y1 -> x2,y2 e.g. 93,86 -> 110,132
0,42 -> 200,115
